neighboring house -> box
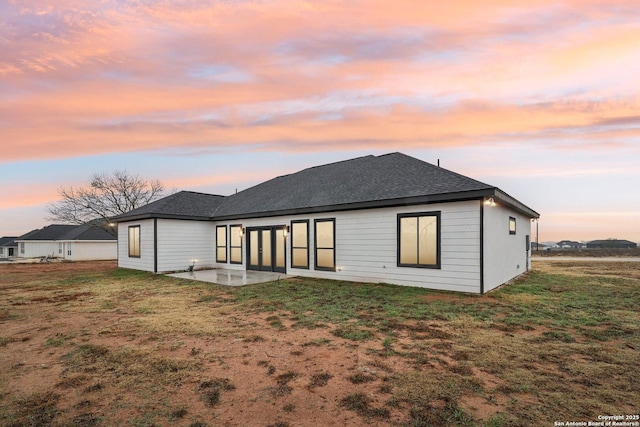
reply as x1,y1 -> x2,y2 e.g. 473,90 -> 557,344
587,239 -> 638,249
15,224 -> 117,260
530,242 -> 546,251
556,240 -> 585,249
0,237 -> 18,257
113,153 -> 539,294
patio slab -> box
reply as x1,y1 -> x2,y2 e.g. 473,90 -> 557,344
168,268 -> 294,286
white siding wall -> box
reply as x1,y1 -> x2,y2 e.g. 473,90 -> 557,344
0,246 -> 17,257
117,220 -> 155,272
483,204 -> 531,292
18,241 -> 58,258
214,200 -> 482,293
156,219 -> 215,272
65,241 -> 117,261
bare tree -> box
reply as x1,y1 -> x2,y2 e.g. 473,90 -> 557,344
47,170 -> 166,236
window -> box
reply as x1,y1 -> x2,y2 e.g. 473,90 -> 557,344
20,242 -> 24,254
128,226 -> 140,257
59,243 -> 62,254
314,219 -> 335,271
216,225 -> 227,263
397,212 -> 440,268
291,220 -> 309,269
0,248 -> 4,256
230,225 -> 243,264
67,243 -> 72,256
509,217 -> 516,235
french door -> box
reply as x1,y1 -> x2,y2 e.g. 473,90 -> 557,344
247,226 -> 286,273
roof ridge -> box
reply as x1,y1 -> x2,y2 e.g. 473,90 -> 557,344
307,154 -> 375,169
181,190 -> 225,197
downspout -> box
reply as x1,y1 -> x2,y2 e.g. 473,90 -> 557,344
153,218 -> 158,274
479,201 -> 485,295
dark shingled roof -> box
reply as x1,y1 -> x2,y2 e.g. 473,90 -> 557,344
0,237 -> 18,247
58,225 -> 116,241
214,152 -> 499,218
113,152 -> 539,221
16,225 -> 115,241
111,191 -> 225,221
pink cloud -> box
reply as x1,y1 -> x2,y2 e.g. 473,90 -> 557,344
2,93 -> 640,163
0,183 -> 60,210
1,0 -> 639,163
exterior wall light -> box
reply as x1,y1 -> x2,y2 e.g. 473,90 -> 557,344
484,197 -> 496,207
283,225 -> 289,237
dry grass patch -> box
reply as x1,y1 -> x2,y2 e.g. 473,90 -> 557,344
339,393 -> 390,419
2,391 -> 61,427
308,372 -> 332,388
198,378 -> 235,406
62,343 -> 202,390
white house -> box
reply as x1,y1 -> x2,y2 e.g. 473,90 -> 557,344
0,237 -> 18,258
113,153 -> 539,294
15,224 -> 117,260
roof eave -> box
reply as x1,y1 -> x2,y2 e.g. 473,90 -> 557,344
111,213 -> 213,223
58,239 -> 117,242
493,189 -> 540,219
212,189 -> 498,221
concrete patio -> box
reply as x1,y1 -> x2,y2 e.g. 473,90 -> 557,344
168,268 -> 294,286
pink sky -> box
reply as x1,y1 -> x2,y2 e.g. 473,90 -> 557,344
1,0 -> 639,243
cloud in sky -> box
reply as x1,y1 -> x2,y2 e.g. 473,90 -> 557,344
1,0 -> 639,241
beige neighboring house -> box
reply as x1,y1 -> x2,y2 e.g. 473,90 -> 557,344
113,153 -> 539,294
15,224 -> 117,260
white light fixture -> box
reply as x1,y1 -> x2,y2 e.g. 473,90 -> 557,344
283,225 -> 289,237
484,197 -> 496,207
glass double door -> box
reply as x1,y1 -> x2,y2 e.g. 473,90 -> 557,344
247,226 -> 286,273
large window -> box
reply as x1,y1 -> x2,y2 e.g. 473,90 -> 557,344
128,225 -> 140,258
291,220 -> 309,269
314,219 -> 335,271
230,225 -> 243,264
216,225 -> 227,263
509,217 -> 516,235
397,212 -> 440,268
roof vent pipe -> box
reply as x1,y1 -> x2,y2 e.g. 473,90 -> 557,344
437,159 -> 440,167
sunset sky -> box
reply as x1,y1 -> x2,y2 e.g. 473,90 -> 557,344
1,0 -> 639,243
